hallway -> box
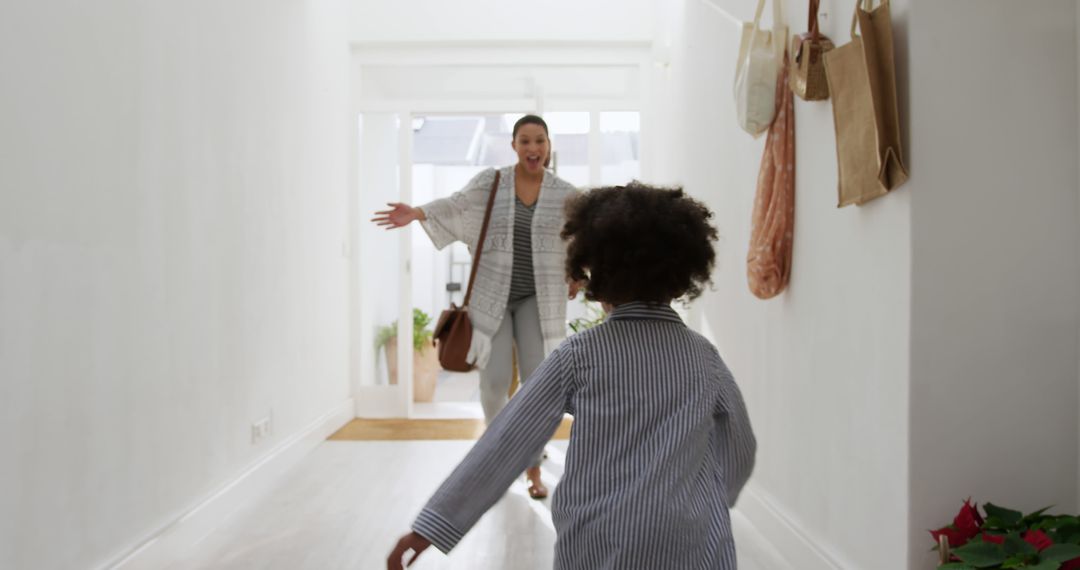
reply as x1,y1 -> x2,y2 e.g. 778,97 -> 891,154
4,0 -> 1080,569
164,439 -> 783,569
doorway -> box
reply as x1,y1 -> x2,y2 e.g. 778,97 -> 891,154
355,109 -> 642,419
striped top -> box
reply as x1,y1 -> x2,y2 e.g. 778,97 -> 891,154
508,196 -> 536,302
412,303 -> 757,569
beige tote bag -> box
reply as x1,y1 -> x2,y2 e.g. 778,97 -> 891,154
735,0 -> 787,136
823,0 -> 909,207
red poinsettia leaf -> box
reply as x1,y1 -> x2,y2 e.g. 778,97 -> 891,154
964,499 -> 985,527
1060,556 -> 1080,570
955,503 -> 983,537
981,533 -> 1006,545
1023,529 -> 1054,552
932,526 -> 973,549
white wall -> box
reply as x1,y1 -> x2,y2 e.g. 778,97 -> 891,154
907,2 -> 1080,568
350,0 -> 653,43
0,1 -> 352,568
648,0 -> 911,567
651,1 -> 1080,569
356,64 -> 644,103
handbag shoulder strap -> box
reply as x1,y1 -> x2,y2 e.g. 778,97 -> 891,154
808,0 -> 821,41
462,170 -> 501,308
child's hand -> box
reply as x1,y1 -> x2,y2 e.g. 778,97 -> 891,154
387,531 -> 431,569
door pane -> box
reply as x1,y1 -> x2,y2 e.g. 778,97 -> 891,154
410,115 -> 513,412
544,111 -> 590,187
600,111 -> 641,186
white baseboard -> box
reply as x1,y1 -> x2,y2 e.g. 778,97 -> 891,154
736,484 -> 851,570
102,399 -> 355,570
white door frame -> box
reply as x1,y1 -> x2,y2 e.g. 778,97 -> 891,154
352,96 -> 643,419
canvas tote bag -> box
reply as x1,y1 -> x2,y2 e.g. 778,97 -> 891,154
747,54 -> 796,300
432,172 -> 500,372
823,0 -> 909,207
735,0 -> 787,136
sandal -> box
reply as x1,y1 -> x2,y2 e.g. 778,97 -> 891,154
527,480 -> 549,500
525,467 -> 548,500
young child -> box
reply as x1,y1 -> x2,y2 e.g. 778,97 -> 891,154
387,184 -> 756,570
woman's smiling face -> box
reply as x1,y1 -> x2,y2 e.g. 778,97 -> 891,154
512,123 -> 550,174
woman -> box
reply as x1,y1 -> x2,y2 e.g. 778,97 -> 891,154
372,115 -> 580,499
386,184 -> 757,570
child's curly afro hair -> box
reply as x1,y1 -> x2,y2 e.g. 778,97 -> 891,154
561,183 -> 718,305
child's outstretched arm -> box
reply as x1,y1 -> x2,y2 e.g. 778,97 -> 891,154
386,344 -> 575,569
712,359 -> 757,507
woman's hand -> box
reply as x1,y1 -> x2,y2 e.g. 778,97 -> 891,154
372,203 -> 424,230
387,532 -> 431,569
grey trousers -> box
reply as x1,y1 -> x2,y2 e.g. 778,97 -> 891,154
479,295 -> 546,468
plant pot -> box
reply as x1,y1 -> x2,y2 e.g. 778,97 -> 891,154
382,337 -> 440,402
412,346 -> 439,403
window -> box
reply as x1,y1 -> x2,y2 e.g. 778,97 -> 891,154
544,111 -> 590,187
600,112 -> 641,186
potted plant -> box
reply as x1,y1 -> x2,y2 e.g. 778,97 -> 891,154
568,297 -> 606,334
375,308 -> 440,402
930,499 -> 1080,569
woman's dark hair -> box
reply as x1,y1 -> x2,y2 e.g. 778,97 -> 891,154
561,183 -> 718,305
512,114 -> 549,138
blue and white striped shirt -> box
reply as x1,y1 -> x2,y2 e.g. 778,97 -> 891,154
413,302 -> 757,569
509,196 -> 537,302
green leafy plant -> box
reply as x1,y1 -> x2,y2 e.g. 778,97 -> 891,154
567,297 -> 606,334
931,500 -> 1080,569
376,309 -> 435,353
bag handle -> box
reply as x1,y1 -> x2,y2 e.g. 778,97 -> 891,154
750,0 -> 787,61
808,0 -> 821,42
773,0 -> 787,61
850,0 -> 884,39
751,0 -> 768,29
462,170 -> 501,308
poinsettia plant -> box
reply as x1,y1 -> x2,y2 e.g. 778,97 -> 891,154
931,500 -> 1080,569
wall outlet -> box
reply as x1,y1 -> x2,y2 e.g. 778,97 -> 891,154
251,416 -> 272,445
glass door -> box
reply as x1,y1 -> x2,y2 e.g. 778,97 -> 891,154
355,108 -> 642,417
409,114 -> 522,418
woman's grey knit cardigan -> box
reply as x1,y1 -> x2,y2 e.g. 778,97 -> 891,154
418,166 -> 579,369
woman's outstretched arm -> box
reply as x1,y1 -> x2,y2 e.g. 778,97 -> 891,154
371,203 -> 426,229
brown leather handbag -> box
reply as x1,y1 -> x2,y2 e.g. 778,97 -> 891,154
790,0 -> 834,101
432,171 -> 500,372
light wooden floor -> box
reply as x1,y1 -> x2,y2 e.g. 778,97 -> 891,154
328,417 -> 573,441
168,441 -> 561,569
167,439 -> 786,569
